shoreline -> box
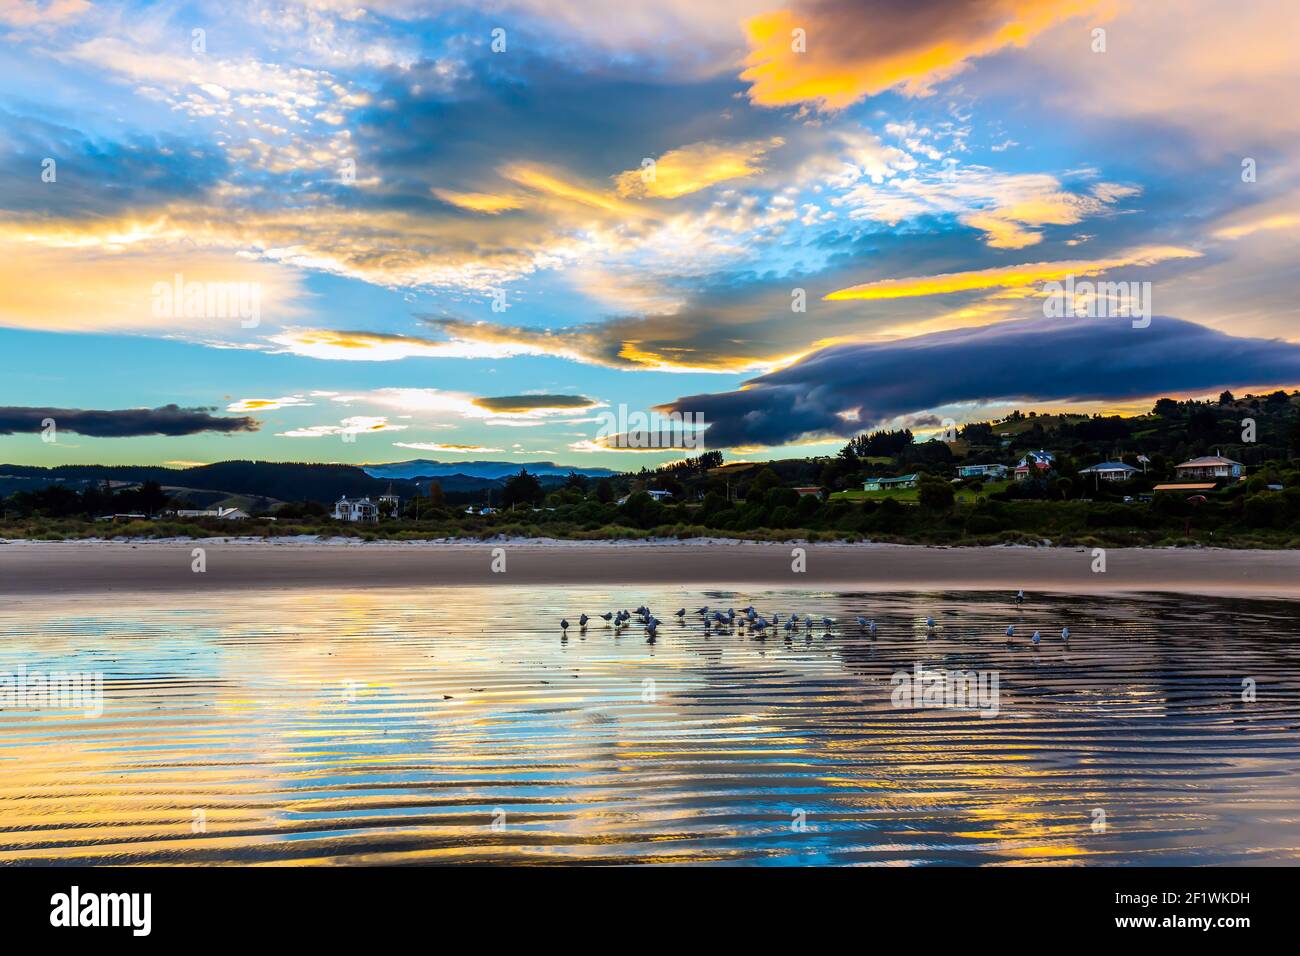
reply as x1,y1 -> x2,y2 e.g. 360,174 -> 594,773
3,538 -> 1299,598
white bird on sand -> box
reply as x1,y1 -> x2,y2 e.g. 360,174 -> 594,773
1061,627 -> 1069,641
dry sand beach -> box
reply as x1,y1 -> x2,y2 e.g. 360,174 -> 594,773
3,538 -> 1299,598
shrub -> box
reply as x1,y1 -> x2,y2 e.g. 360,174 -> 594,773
964,514 -> 1001,535
917,478 -> 955,510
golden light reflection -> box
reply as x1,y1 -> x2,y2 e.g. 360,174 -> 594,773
0,587 -> 1296,864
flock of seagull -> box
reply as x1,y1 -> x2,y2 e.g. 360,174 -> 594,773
560,590 -> 1070,645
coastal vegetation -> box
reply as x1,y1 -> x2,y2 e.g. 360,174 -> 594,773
5,394 -> 1300,548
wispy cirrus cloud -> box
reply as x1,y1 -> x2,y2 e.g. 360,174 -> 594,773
836,167 -> 1140,249
277,416 -> 407,438
392,441 -> 504,453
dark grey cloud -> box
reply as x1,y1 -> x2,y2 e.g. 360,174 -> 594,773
0,110 -> 229,218
659,316 -> 1300,447
348,54 -> 785,212
472,395 -> 596,412
0,405 -> 259,437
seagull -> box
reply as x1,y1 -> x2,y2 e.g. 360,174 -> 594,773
1015,590 -> 1025,605
856,616 -> 868,630
600,612 -> 613,622
1031,630 -> 1041,645
926,616 -> 936,629
1005,625 -> 1015,641
675,608 -> 686,618
560,619 -> 570,631
1061,627 -> 1070,641
868,620 -> 877,635
696,606 -> 709,616
822,616 -> 833,629
579,613 -> 589,627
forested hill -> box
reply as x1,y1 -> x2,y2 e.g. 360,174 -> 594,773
0,461 -> 425,503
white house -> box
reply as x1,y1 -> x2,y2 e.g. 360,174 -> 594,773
332,496 -> 379,522
1175,453 -> 1243,481
176,507 -> 250,520
1017,450 -> 1055,467
1077,461 -> 1140,482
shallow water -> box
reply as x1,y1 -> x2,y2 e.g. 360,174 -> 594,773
1,587 -> 1298,865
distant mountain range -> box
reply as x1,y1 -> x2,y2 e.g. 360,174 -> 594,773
362,459 -> 618,480
0,459 -> 619,506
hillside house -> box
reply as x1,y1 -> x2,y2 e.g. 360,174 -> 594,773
864,474 -> 918,491
1013,450 -> 1054,481
1174,453 -> 1243,481
958,464 -> 1008,479
1077,461 -> 1140,482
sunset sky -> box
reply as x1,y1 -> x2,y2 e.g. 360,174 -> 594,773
2,0 -> 1299,468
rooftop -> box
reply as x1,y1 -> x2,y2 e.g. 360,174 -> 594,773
1079,461 -> 1138,473
1176,454 -> 1242,467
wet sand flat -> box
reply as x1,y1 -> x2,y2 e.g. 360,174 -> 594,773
3,539 -> 1299,598
1,586 -> 1298,865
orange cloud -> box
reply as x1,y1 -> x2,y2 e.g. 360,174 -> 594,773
431,189 -> 525,214
501,163 -> 648,218
825,245 -> 1201,301
741,0 -> 1111,110
614,138 -> 784,199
